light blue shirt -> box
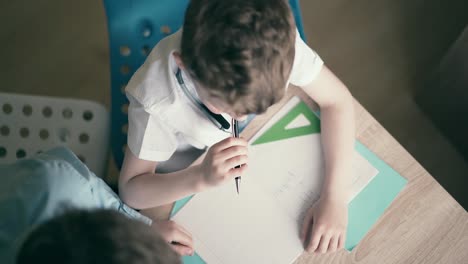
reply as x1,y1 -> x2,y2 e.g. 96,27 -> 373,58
0,147 -> 151,264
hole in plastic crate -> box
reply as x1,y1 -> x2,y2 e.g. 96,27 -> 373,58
120,65 -> 131,75
121,104 -> 129,114
83,110 -> 93,121
79,133 -> 89,144
142,24 -> 152,38
58,128 -> 70,143
2,103 -> 13,114
0,147 -> 6,158
39,129 -> 49,140
19,127 -> 29,138
22,105 -> 33,116
62,108 -> 73,119
120,45 -> 131,57
142,45 -> 151,56
42,106 -> 53,118
122,124 -> 128,134
0,125 -> 10,136
37,150 -> 43,154
160,25 -> 171,35
77,154 -> 86,163
16,149 -> 26,159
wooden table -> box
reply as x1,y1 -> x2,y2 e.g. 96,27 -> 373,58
143,86 -> 468,264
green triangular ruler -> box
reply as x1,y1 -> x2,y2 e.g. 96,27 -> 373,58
252,101 -> 321,145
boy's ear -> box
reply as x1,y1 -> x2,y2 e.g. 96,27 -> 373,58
173,52 -> 185,69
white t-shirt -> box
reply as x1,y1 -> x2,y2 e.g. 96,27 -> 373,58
125,28 -> 323,167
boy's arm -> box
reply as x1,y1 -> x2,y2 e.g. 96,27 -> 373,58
119,149 -> 202,209
119,137 -> 248,210
298,65 -> 355,253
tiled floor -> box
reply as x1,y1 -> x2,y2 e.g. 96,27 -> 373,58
1,0 -> 467,208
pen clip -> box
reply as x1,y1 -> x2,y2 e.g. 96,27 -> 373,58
231,118 -> 239,137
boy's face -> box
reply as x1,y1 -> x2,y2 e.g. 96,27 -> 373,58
197,88 -> 248,121
173,52 -> 248,121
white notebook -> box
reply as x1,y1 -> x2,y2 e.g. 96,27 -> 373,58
172,97 -> 378,264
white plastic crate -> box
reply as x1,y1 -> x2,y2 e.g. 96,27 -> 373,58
0,93 -> 110,177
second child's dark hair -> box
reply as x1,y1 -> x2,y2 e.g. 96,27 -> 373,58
17,209 -> 181,264
181,0 -> 296,115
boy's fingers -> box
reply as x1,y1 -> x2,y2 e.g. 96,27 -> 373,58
170,243 -> 193,256
215,137 -> 248,151
306,232 -> 322,253
226,164 -> 248,179
219,146 -> 248,161
328,235 -> 339,252
225,155 -> 248,169
306,217 -> 321,253
300,210 -> 313,244
170,228 -> 194,250
316,233 -> 331,254
338,233 -> 346,249
174,223 -> 193,241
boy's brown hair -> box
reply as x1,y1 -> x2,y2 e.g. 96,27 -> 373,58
181,0 -> 296,115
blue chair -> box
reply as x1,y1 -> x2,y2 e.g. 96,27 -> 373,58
103,0 -> 306,169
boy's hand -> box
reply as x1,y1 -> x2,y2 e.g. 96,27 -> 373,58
152,220 -> 194,256
199,137 -> 249,188
300,196 -> 348,254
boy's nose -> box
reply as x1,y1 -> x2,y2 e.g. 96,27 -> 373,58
237,115 -> 248,121
232,114 -> 248,121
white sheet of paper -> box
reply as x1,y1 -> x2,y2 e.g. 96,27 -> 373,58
172,97 -> 379,264
173,178 -> 303,264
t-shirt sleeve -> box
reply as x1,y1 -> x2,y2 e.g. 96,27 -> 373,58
126,95 -> 178,162
289,29 -> 324,87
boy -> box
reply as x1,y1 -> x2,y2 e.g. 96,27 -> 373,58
120,0 -> 355,255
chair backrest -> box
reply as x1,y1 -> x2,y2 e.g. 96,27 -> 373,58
0,93 -> 110,177
103,0 -> 306,168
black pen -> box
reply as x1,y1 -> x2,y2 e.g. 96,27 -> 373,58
232,118 -> 241,194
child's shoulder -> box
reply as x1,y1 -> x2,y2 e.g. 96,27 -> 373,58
125,29 -> 183,109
